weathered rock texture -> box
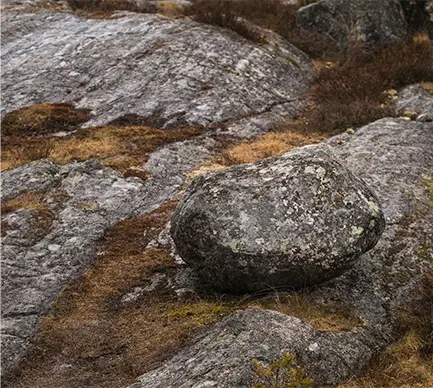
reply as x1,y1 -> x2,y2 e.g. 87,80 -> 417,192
130,117 -> 433,387
171,145 -> 385,293
1,10 -> 314,128
296,0 -> 407,49
396,84 -> 433,122
0,138 -> 215,375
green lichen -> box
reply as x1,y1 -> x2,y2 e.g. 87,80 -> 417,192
351,226 -> 364,236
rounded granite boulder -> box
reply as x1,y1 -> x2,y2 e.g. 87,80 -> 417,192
170,145 -> 385,293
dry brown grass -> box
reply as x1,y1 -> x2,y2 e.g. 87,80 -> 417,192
248,292 -> 363,332
219,129 -> 325,165
6,199 -> 362,387
339,270 -> 433,388
303,37 -> 433,135
1,124 -> 199,177
1,190 -> 56,241
184,0 -> 337,57
67,0 -> 157,16
1,103 -> 91,137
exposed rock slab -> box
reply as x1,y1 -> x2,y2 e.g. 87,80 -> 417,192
1,10 -> 314,128
1,135 -> 216,375
296,0 -> 407,50
396,84 -> 433,122
130,118 -> 433,387
171,145 -> 385,293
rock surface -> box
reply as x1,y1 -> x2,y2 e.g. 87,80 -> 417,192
1,10 -> 314,128
396,84 -> 433,122
0,143 -> 214,375
171,145 -> 385,293
296,0 -> 407,50
130,117 -> 433,387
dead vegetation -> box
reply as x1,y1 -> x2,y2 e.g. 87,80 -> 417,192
66,0 -> 157,17
1,102 -> 91,137
218,129 -> 325,165
1,122 -> 199,178
6,201 -> 361,388
340,270 -> 433,388
1,190 -> 56,241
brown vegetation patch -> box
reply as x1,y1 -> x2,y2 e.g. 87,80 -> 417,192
1,125 -> 199,177
1,103 -> 91,137
303,37 -> 433,135
7,199 -> 362,388
1,190 -> 55,241
219,129 -> 325,165
66,0 -> 157,18
248,292 -> 363,332
184,0 -> 337,58
340,270 -> 433,388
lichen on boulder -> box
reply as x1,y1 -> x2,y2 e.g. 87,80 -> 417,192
170,144 -> 385,293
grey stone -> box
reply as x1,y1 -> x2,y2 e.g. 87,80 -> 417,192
129,309 -> 316,388
1,11 -> 314,129
1,138 -> 214,375
130,118 -> 432,387
296,0 -> 407,50
171,145 -> 385,293
396,84 -> 433,122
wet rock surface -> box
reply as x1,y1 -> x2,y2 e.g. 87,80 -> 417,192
130,118 -> 433,387
171,145 -> 385,293
296,0 -> 407,50
1,10 -> 314,128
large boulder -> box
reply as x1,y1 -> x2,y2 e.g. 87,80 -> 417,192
296,0 -> 407,50
171,145 -> 385,293
1,11 -> 314,128
130,118 -> 433,388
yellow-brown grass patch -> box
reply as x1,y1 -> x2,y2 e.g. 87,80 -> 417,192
7,200 -> 362,388
219,129 -> 326,165
339,270 -> 433,388
1,124 -> 199,177
1,190 -> 57,240
1,103 -> 91,137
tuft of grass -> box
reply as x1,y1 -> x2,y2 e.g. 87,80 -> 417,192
1,190 -> 55,241
1,102 -> 91,137
219,129 -> 325,165
252,353 -> 313,388
184,0 -> 267,43
1,122 -> 199,177
339,270 -> 433,388
248,292 -> 363,332
66,0 -> 157,15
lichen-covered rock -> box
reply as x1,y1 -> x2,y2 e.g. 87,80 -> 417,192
130,118 -> 432,388
129,309 -> 316,388
396,84 -> 433,122
296,0 -> 407,50
1,142 -> 215,375
1,10 -> 314,128
171,145 -> 385,293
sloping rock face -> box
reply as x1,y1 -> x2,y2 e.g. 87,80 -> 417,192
296,0 -> 407,50
0,144 -> 215,375
396,84 -> 433,122
1,11 -> 314,128
171,146 -> 385,293
130,117 -> 433,387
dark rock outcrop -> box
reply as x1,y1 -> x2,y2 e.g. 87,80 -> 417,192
171,145 -> 385,293
296,0 -> 407,50
130,117 -> 433,387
